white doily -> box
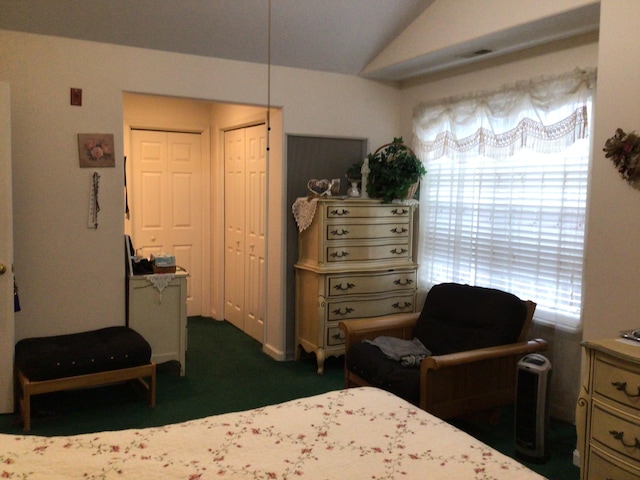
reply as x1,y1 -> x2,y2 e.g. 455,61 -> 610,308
146,274 -> 176,292
145,273 -> 176,304
292,197 -> 319,232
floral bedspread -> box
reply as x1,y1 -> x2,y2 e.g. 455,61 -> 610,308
0,387 -> 545,479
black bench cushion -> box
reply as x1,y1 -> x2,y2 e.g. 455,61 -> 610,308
15,326 -> 152,381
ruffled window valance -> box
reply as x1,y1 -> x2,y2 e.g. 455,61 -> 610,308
413,68 -> 596,161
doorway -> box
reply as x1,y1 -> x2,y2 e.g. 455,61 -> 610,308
124,93 -> 281,352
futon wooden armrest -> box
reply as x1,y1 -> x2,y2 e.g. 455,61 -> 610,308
422,338 -> 548,371
339,312 -> 420,351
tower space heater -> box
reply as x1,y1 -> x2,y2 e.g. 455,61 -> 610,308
515,353 -> 552,463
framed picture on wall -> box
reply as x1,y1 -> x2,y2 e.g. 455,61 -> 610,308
78,133 -> 115,167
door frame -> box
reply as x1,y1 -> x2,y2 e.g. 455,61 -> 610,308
0,81 -> 15,412
124,101 -> 287,361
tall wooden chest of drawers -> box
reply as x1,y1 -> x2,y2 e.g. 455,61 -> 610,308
294,198 -> 418,374
576,338 -> 640,479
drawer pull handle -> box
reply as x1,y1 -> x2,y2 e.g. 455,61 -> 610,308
391,208 -> 409,216
332,307 -> 354,316
330,251 -> 349,259
331,331 -> 344,341
390,248 -> 408,255
333,282 -> 355,291
611,381 -> 640,397
392,301 -> 412,309
330,228 -> 349,236
394,278 -> 414,286
609,430 -> 640,450
330,209 -> 350,216
390,227 -> 408,234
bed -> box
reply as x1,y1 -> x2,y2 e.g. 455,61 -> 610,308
0,387 -> 545,479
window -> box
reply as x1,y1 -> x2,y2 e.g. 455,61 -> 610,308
412,69 -> 595,331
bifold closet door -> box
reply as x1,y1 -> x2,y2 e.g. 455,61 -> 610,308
224,125 -> 266,342
130,129 -> 203,316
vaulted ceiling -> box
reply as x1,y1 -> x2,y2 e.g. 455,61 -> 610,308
0,0 -> 600,82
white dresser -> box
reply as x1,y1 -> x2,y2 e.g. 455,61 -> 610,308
294,198 -> 418,374
576,338 -> 640,479
126,272 -> 188,375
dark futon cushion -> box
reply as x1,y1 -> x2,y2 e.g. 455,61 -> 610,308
15,326 -> 152,381
414,283 -> 527,355
345,342 -> 421,405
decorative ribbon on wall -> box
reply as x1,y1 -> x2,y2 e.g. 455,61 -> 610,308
124,156 -> 130,219
87,172 -> 100,229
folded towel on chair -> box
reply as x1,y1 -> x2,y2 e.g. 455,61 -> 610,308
365,336 -> 431,368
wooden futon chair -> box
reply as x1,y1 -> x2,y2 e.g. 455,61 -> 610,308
340,282 -> 547,420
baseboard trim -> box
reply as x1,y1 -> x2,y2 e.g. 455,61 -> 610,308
263,342 -> 287,361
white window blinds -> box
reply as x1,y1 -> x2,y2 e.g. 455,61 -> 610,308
412,69 -> 596,331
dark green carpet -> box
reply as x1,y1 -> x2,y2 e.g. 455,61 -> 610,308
0,317 -> 578,479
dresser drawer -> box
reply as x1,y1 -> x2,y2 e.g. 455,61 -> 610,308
326,293 -> 415,321
589,446 -> 640,480
594,354 -> 640,411
326,221 -> 410,242
591,401 -> 640,465
327,270 -> 416,297
326,243 -> 411,264
325,203 -> 412,219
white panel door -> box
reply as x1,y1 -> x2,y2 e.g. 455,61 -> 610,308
0,81 -> 14,412
224,125 -> 266,342
224,128 -> 246,329
131,130 -> 203,316
243,125 -> 267,342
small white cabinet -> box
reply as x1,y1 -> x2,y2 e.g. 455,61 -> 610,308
126,272 -> 188,375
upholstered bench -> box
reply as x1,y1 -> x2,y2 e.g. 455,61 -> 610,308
14,326 -> 156,431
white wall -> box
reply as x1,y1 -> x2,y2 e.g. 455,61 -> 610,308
0,30 -> 401,359
581,0 -> 640,342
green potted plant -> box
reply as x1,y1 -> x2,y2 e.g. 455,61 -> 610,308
366,137 -> 426,203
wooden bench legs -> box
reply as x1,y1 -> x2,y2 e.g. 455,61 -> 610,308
15,363 -> 156,432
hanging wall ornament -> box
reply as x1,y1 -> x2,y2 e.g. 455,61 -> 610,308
603,128 -> 640,190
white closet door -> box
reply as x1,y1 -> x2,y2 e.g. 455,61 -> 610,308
243,125 -> 267,342
224,125 -> 266,342
131,130 -> 203,316
224,128 -> 245,330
